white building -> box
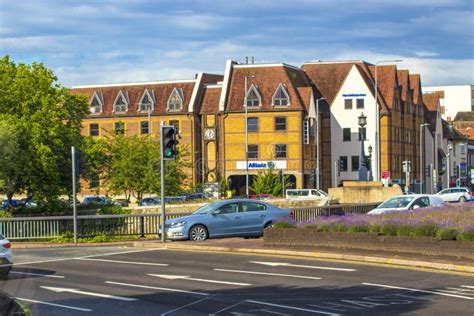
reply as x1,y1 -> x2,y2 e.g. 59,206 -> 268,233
422,85 -> 474,121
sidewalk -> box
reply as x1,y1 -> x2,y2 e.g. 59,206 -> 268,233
134,238 -> 474,274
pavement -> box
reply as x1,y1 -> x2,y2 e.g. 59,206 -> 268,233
1,245 -> 473,315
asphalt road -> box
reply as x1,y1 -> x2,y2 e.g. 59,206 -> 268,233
1,245 -> 473,315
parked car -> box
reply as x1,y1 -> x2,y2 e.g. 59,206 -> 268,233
285,189 -> 328,199
249,194 -> 274,200
140,197 -> 161,206
368,194 -> 445,215
436,187 -> 472,203
81,196 -> 121,206
160,199 -> 294,241
183,193 -> 207,201
0,235 -> 12,279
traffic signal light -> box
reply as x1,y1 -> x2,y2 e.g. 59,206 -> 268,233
161,126 -> 177,160
339,159 -> 344,171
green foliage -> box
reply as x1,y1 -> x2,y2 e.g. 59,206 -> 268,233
347,224 -> 369,233
412,223 -> 438,237
396,224 -> 414,237
437,228 -> 459,240
272,222 -> 296,228
369,224 -> 382,233
380,224 -> 397,236
98,206 -> 131,215
331,222 -> 347,232
303,224 -> 319,229
457,229 -> 474,241
250,167 -> 290,197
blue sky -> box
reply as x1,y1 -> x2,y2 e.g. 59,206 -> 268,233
1,0 -> 473,87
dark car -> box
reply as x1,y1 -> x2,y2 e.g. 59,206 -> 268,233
140,197 -> 161,206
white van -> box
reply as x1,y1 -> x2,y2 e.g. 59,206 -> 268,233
285,189 -> 328,200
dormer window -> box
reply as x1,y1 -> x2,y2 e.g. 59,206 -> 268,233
139,89 -> 155,112
89,92 -> 103,114
113,90 -> 129,113
168,88 -> 184,111
272,84 -> 290,106
245,84 -> 261,107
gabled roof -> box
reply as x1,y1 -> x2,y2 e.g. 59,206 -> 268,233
409,74 -> 422,105
199,85 -> 222,114
443,120 -> 464,141
225,64 -> 312,112
423,93 -> 440,112
397,70 -> 410,102
367,64 -> 398,110
453,111 -> 474,121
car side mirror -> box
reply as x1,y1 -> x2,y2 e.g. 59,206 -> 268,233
212,210 -> 221,215
412,205 -> 420,210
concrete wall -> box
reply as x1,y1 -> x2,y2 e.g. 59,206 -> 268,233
328,181 -> 403,204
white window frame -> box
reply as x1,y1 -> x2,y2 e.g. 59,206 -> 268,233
245,84 -> 262,107
167,87 -> 184,111
272,83 -> 290,106
89,92 -> 103,114
113,90 -> 129,113
138,89 -> 155,112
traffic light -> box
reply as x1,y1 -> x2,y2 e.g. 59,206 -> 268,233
161,126 -> 177,160
339,159 -> 345,171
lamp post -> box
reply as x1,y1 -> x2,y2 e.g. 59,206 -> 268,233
244,75 -> 256,198
315,97 -> 325,190
467,127 -> 472,187
419,123 -> 430,193
368,144 -> 373,180
374,59 -> 402,181
358,112 -> 368,181
447,144 -> 452,188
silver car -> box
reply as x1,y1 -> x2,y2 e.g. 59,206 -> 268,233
436,187 -> 473,203
160,199 -> 293,241
368,194 -> 445,215
0,235 -> 13,279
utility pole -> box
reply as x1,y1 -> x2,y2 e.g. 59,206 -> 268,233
316,97 -> 324,190
71,146 -> 78,245
160,123 -> 165,243
420,123 -> 429,193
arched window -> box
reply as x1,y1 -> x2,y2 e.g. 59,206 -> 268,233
113,90 -> 129,112
246,84 -> 261,107
89,92 -> 103,114
168,88 -> 184,111
139,89 -> 155,112
272,83 -> 290,106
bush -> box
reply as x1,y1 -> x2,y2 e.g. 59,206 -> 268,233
319,224 -> 330,232
396,224 -> 414,237
437,228 -> 459,240
369,224 -> 381,234
98,206 -> 131,215
412,223 -> 438,237
347,224 -> 369,233
272,222 -> 296,228
457,229 -> 474,241
303,224 -> 319,229
381,224 -> 397,236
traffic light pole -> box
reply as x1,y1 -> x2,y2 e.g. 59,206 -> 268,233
160,126 -> 166,243
71,146 -> 78,245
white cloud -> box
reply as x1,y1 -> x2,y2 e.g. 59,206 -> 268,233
415,51 -> 439,57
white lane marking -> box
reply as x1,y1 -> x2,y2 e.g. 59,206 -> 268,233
41,286 -> 137,302
148,274 -> 252,286
16,297 -> 92,312
250,261 -> 356,272
15,248 -> 165,266
10,271 -> 65,278
461,285 -> 474,289
447,287 -> 474,293
75,258 -> 169,266
105,281 -> 209,296
363,283 -> 474,300
246,300 -> 340,315
436,289 -> 473,295
161,295 -> 217,315
210,301 -> 246,315
214,268 -> 322,280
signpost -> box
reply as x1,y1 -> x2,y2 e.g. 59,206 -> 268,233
160,125 -> 177,243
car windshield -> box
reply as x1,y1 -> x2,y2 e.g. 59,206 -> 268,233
378,196 -> 414,209
192,204 -> 216,215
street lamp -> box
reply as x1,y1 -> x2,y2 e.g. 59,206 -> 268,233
315,97 -> 325,190
244,74 -> 256,198
374,59 -> 403,182
447,144 -> 453,188
419,123 -> 430,193
358,112 -> 368,181
467,127 -> 472,187
368,144 -> 373,180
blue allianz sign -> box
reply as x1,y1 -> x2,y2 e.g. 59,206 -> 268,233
342,93 -> 366,97
236,160 -> 287,170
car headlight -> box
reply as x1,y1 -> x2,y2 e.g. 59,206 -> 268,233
170,221 -> 187,228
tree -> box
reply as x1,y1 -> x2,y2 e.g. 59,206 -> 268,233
0,56 -> 89,206
250,167 -> 290,197
0,115 -> 22,203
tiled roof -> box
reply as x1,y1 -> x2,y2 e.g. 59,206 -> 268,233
367,65 -> 397,110
199,86 -> 221,114
443,120 -> 464,140
225,65 -> 311,112
397,70 -> 410,102
423,93 -> 440,112
453,111 -> 474,121
409,74 -> 422,105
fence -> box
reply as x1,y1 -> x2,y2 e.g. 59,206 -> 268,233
0,203 -> 378,240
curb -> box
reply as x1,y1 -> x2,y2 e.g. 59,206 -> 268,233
133,241 -> 474,274
12,241 -> 139,249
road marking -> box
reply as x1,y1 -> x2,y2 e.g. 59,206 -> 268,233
41,286 -> 137,302
10,271 -> 65,278
363,283 -> 474,300
448,287 -> 474,293
148,274 -> 252,286
15,258 -> 76,266
214,268 -> 322,280
16,297 -> 92,312
210,301 -> 246,315
250,261 -> 356,272
105,281 -> 209,296
161,295 -> 217,315
461,285 -> 474,289
246,300 -> 340,315
76,258 -> 169,266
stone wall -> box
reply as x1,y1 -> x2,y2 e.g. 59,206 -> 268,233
329,181 -> 402,204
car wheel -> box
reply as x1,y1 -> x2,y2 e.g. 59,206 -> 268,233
459,196 -> 466,203
0,268 -> 11,280
189,225 -> 208,242
264,222 -> 273,229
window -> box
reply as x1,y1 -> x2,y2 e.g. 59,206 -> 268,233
89,92 -> 103,114
272,84 -> 289,106
411,197 -> 429,209
248,145 -> 258,159
247,117 -> 259,132
344,99 -> 353,109
140,121 -> 149,135
168,88 -> 184,111
241,201 -> 267,212
246,85 -> 261,107
114,91 -> 128,112
89,123 -> 99,136
351,156 -> 359,171
169,120 -> 179,134
339,156 -> 348,171
275,144 -> 287,158
139,89 -> 154,112
115,122 -> 125,135
358,127 -> 367,141
356,98 -> 364,109
275,117 -> 287,131
89,173 -> 100,189
217,203 -> 239,214
343,128 -> 351,142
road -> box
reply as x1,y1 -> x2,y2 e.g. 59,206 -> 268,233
1,245 -> 473,315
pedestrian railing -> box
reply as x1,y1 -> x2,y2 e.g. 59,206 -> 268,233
0,203 -> 379,240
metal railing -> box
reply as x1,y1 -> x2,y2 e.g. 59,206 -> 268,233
0,203 -> 379,240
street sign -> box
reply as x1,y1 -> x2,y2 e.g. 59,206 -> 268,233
381,170 -> 391,179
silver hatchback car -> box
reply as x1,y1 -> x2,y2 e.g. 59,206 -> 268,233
160,199 -> 293,241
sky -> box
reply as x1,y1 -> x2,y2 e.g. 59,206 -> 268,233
1,0 -> 473,87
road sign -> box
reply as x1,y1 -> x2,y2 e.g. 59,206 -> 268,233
381,170 -> 391,179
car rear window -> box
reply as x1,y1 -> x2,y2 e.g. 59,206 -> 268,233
241,202 -> 267,212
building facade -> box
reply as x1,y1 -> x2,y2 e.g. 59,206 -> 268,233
422,85 -> 474,121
